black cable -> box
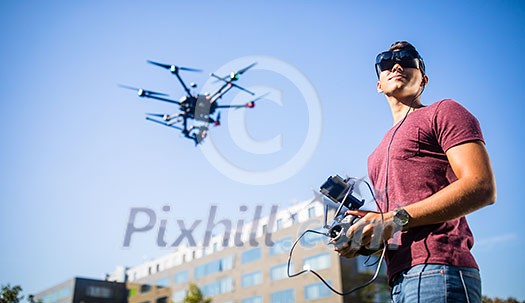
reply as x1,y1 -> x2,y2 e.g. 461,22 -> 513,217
287,177 -> 387,296
384,86 -> 425,211
287,229 -> 387,296
287,81 -> 426,296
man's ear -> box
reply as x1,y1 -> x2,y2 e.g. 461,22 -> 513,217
377,81 -> 383,93
421,74 -> 429,87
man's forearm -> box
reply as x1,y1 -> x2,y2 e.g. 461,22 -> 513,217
402,175 -> 496,228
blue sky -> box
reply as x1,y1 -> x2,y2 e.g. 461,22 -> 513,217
1,0 -> 524,300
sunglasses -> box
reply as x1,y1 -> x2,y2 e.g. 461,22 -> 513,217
375,49 -> 425,76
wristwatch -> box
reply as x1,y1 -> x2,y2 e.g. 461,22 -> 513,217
393,208 -> 411,230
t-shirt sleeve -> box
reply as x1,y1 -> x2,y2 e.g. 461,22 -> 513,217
433,99 -> 485,152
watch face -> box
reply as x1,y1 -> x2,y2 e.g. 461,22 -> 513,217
394,209 -> 410,226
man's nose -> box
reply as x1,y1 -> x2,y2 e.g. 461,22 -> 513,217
391,63 -> 404,73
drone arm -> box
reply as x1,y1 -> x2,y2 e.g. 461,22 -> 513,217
230,82 -> 255,95
215,104 -> 248,109
208,84 -> 232,103
210,73 -> 227,82
144,95 -> 181,105
173,72 -> 192,97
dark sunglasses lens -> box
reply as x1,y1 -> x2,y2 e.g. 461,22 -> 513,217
399,58 -> 419,69
376,52 -> 392,63
378,59 -> 395,71
375,50 -> 422,74
397,50 -> 415,59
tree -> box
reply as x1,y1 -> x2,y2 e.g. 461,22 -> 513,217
358,280 -> 390,303
183,283 -> 212,303
0,284 -> 23,303
482,295 -> 524,303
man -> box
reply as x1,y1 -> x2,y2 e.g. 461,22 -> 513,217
336,41 -> 496,302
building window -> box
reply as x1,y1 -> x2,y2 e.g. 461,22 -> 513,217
241,247 -> 261,264
201,277 -> 234,297
140,284 -> 151,293
42,286 -> 71,303
271,288 -> 294,303
300,226 -> 325,248
194,255 -> 235,279
156,296 -> 168,303
303,253 -> 330,271
241,271 -> 262,288
270,262 -> 291,281
174,271 -> 189,284
156,277 -> 170,288
172,290 -> 186,303
85,286 -> 112,298
304,281 -> 332,300
222,254 -> 234,270
241,296 -> 262,303
269,237 -> 292,255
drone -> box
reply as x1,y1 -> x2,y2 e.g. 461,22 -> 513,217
120,60 -> 267,145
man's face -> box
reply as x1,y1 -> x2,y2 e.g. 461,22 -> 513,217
377,64 -> 425,98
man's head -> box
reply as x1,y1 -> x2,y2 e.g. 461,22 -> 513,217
375,41 -> 426,78
375,41 -> 429,98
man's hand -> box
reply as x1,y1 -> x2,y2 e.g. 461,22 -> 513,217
334,210 -> 397,258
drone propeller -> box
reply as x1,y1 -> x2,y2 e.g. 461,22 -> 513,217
236,62 -> 257,76
118,84 -> 169,97
211,74 -> 230,83
235,92 -> 270,109
146,113 -> 178,121
147,60 -> 203,73
230,82 -> 255,95
211,62 -> 257,83
215,92 -> 269,110
145,117 -> 183,131
145,113 -> 166,118
247,92 -> 270,107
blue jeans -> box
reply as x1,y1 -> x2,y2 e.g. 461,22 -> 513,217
391,264 -> 482,303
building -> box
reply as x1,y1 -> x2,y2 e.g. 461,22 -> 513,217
34,277 -> 127,303
108,199 -> 389,303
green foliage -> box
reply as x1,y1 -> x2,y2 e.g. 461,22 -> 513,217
482,295 -> 524,303
358,281 -> 390,303
0,284 -> 42,303
0,285 -> 23,303
183,283 -> 211,303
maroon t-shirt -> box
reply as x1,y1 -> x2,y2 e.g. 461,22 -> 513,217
368,99 -> 484,281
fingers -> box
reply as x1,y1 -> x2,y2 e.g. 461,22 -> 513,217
334,240 -> 359,258
334,224 -> 373,258
340,219 -> 386,255
334,212 -> 394,259
346,209 -> 373,217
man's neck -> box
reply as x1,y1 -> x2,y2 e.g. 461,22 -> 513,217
386,95 -> 422,125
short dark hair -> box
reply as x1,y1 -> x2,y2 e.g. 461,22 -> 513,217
389,41 -> 418,52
